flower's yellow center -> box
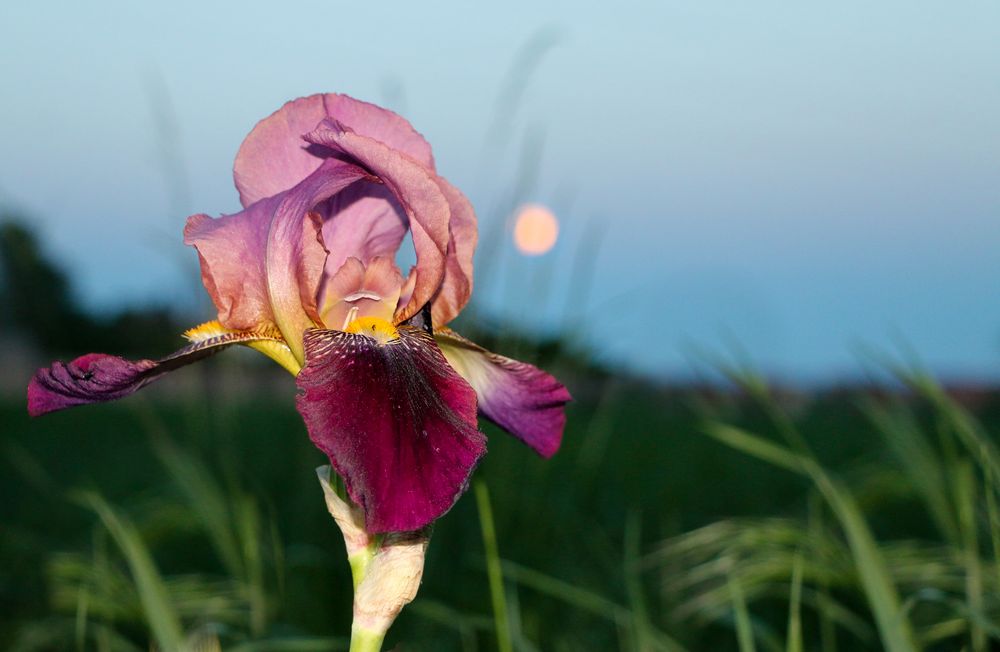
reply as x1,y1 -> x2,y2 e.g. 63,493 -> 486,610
345,316 -> 399,345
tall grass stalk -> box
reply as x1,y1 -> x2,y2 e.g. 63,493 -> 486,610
786,553 -> 804,652
727,566 -> 757,652
475,480 -> 513,652
76,492 -> 185,652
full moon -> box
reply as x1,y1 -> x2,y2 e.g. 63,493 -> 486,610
512,204 -> 559,256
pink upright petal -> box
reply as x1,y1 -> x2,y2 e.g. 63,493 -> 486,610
430,177 -> 477,326
318,180 -> 408,276
187,158 -> 372,354
28,328 -> 284,416
234,93 -> 435,207
304,120 -> 451,325
264,159 -> 373,354
296,326 -> 486,533
436,329 -> 571,458
185,201 -> 275,330
299,211 -> 329,323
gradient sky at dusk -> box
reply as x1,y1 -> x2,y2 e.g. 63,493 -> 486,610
2,1 -> 998,381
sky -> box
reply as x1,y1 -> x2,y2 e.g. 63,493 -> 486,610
1,1 -> 998,382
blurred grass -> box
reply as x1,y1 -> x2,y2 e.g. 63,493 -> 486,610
3,356 -> 1000,650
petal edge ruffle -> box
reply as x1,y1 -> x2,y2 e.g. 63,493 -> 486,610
234,93 -> 435,208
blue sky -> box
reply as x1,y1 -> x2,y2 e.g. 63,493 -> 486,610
2,1 -> 998,381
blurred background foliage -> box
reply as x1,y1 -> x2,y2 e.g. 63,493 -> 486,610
3,215 -> 1000,650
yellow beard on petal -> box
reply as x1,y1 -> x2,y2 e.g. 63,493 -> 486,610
183,320 -> 237,342
183,320 -> 301,375
246,340 -> 302,375
345,316 -> 400,346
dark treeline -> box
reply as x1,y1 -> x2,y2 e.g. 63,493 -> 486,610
0,217 -> 183,358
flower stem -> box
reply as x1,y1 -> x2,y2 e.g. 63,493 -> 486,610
349,625 -> 385,652
474,480 -> 513,652
348,543 -> 376,591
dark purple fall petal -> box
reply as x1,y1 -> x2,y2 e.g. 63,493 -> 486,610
296,326 -> 486,533
435,329 -> 571,458
27,330 -> 283,416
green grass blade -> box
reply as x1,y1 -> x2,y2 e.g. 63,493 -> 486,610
501,560 -> 630,625
475,480 -> 513,652
702,423 -> 917,652
152,437 -> 244,578
727,566 -> 757,652
984,464 -> 1000,599
701,424 -> 806,475
623,512 -> 688,652
864,401 -> 959,543
501,560 -> 689,652
786,553 -> 803,652
956,462 -> 985,652
908,373 -> 1000,485
804,462 -> 917,652
624,510 -> 650,652
808,495 -> 838,652
78,492 -> 185,652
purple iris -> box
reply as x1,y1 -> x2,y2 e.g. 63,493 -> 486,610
28,94 -> 570,533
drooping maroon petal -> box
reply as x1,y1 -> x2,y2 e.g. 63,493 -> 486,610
234,93 -> 435,208
435,329 -> 571,458
28,328 -> 285,417
303,119 -> 450,325
296,325 -> 486,533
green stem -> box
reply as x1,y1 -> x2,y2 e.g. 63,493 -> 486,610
475,480 -> 513,652
348,544 -> 376,591
349,625 -> 386,652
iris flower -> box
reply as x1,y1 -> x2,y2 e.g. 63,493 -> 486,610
28,93 -> 570,533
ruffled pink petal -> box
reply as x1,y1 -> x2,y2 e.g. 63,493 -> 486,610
303,119 -> 450,325
234,93 -> 435,208
436,329 -> 570,458
187,158 -> 372,355
430,177 -> 477,326
264,159 -> 374,351
299,211 -> 329,323
28,329 -> 283,416
318,180 -> 408,276
296,326 -> 486,533
185,200 -> 275,330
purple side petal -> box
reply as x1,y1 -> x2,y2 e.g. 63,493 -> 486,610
234,93 -> 435,208
436,329 -> 571,458
296,326 -> 486,533
28,329 -> 282,416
